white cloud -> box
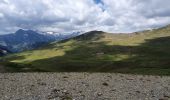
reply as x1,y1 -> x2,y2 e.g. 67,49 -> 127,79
0,0 -> 170,34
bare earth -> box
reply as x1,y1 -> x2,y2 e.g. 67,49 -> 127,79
0,73 -> 170,100
0,65 -> 5,73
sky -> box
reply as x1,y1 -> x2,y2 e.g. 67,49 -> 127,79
0,0 -> 170,34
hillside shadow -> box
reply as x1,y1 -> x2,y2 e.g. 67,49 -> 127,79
3,35 -> 170,75
26,31 -> 105,51
59,31 -> 105,43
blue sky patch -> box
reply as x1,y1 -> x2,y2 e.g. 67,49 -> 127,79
94,0 -> 104,5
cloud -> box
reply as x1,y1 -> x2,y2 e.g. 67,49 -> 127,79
0,0 -> 170,34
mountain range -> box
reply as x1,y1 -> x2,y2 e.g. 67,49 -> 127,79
0,29 -> 82,54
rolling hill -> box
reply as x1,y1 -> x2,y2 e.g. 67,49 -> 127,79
1,25 -> 170,75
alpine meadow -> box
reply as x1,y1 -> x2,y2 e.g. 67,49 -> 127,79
1,25 -> 170,75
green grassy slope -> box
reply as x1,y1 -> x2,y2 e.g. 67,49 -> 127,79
1,25 -> 170,75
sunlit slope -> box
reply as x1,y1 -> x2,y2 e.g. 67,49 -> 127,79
2,25 -> 170,75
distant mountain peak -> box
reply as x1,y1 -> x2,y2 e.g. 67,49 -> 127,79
15,29 -> 27,35
15,29 -> 25,33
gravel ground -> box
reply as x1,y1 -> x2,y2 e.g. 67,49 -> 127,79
0,73 -> 170,100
